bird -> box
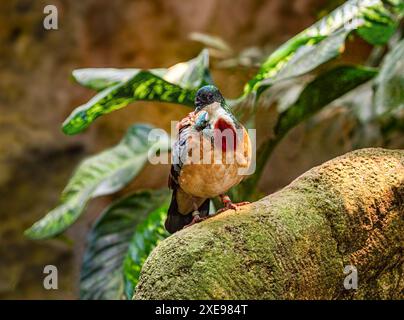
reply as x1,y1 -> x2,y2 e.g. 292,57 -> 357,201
165,85 -> 252,233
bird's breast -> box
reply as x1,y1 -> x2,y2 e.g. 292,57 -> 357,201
214,118 -> 237,152
178,127 -> 251,198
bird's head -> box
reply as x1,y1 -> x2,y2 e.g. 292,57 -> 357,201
195,85 -> 225,111
194,85 -> 241,152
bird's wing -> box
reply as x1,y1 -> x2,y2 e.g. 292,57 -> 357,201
168,122 -> 193,190
166,112 -> 210,233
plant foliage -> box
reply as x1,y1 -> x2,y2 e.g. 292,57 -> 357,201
80,190 -> 170,300
26,0 -> 403,299
63,50 -> 210,135
25,124 -> 169,239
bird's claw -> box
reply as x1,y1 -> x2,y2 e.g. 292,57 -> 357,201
183,214 -> 207,229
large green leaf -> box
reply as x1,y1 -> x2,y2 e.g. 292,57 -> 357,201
25,124 -> 170,239
244,0 -> 399,96
63,73 -> 195,135
274,65 -> 378,135
72,68 -> 165,91
123,203 -> 170,299
374,38 -> 404,116
356,4 -> 398,45
64,50 -> 211,135
258,28 -> 350,90
80,189 -> 170,300
234,65 -> 378,201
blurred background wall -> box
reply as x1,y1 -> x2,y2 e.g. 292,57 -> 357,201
0,0 -> 402,299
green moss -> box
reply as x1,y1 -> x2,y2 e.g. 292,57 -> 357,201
134,148 -> 404,300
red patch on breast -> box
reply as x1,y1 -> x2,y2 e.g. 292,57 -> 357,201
214,118 -> 237,152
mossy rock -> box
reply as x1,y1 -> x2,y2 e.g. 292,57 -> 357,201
134,148 -> 404,299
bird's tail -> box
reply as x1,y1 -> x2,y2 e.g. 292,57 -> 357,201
165,191 -> 210,234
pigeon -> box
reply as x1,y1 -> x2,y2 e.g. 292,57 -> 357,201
165,85 -> 252,233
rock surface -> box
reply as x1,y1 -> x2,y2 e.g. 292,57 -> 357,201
135,148 -> 404,299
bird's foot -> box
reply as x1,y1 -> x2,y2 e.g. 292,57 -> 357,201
216,196 -> 250,214
183,212 -> 207,229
